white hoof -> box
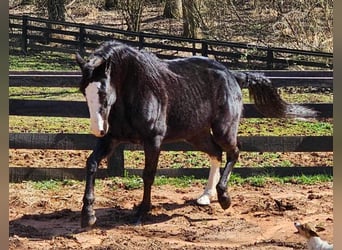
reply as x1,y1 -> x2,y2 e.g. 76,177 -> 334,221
196,193 -> 212,206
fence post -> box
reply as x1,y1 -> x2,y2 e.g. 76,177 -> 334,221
201,41 -> 208,57
79,26 -> 86,57
107,145 -> 125,177
267,49 -> 274,69
21,15 -> 28,54
138,33 -> 144,50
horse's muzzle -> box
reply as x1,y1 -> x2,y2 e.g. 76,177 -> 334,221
90,122 -> 108,137
91,128 -> 107,137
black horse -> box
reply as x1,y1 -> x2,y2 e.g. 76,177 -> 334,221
76,40 -> 316,228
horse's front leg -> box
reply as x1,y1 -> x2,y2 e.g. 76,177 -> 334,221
81,136 -> 115,228
135,135 -> 163,224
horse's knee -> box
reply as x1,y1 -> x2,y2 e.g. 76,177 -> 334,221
86,156 -> 98,173
227,145 -> 239,161
83,193 -> 95,205
142,168 -> 157,187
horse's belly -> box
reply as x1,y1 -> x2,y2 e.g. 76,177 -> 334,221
165,109 -> 212,139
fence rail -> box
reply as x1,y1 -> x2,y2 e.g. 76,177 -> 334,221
9,14 -> 333,70
9,71 -> 333,119
9,71 -> 333,182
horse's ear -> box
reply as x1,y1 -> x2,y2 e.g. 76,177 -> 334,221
76,53 -> 86,69
89,56 -> 104,68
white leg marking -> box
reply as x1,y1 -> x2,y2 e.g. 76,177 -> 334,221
196,157 -> 221,206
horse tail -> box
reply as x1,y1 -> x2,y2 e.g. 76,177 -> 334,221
232,71 -> 317,118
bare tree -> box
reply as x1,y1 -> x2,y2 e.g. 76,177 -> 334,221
42,0 -> 66,45
163,0 -> 182,19
9,0 -> 33,8
182,0 -> 201,38
47,0 -> 65,21
118,0 -> 145,32
105,0 -> 118,10
22,0 -> 34,4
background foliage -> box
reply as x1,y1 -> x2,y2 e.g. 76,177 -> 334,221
9,0 -> 333,51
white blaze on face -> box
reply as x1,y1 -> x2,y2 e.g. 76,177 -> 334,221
85,81 -> 106,137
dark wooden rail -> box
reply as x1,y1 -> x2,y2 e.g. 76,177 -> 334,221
9,15 -> 333,70
9,70 -> 333,88
9,71 -> 333,118
9,70 -> 333,182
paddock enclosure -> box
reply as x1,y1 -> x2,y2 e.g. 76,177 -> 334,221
9,14 -> 333,249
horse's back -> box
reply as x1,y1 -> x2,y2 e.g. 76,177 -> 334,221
163,56 -> 242,139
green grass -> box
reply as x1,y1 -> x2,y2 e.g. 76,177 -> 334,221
9,87 -> 332,103
10,50 -> 78,71
10,87 -> 82,101
234,152 -> 293,168
103,174 -> 206,190
9,116 -> 333,136
28,173 -> 333,191
241,89 -> 333,103
230,173 -> 333,187
239,118 -> 332,136
9,116 -> 90,134
31,179 -> 61,190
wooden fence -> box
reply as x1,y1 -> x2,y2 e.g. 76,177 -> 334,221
9,14 -> 333,70
9,71 -> 333,182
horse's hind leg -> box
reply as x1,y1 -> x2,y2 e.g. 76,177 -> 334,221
187,133 -> 222,206
216,145 -> 239,209
81,136 -> 116,228
197,156 -> 222,205
212,115 -> 240,210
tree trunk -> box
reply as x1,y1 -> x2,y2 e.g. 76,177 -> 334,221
119,0 -> 145,32
105,0 -> 118,10
47,0 -> 65,21
182,0 -> 201,39
45,0 -> 65,44
21,0 -> 34,5
163,0 -> 182,19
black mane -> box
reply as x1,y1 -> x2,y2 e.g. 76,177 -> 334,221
82,40 -> 179,99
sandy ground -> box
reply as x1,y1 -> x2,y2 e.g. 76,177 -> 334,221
9,179 -> 333,250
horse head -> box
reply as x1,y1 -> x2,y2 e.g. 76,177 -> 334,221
76,53 -> 116,137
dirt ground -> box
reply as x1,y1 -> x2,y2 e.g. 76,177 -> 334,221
9,177 -> 333,250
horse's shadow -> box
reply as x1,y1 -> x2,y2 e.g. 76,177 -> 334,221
9,199 -> 208,240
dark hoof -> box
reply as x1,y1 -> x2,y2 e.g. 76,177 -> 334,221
218,192 -> 231,209
216,185 -> 231,210
133,203 -> 151,225
134,215 -> 144,226
81,210 -> 97,228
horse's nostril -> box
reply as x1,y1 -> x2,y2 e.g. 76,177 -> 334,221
100,130 -> 105,136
